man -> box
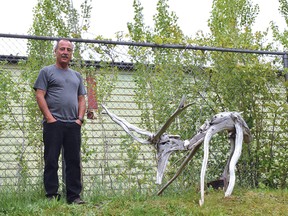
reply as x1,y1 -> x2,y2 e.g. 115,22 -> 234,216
34,39 -> 86,204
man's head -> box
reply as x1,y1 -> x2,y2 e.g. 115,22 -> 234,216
54,39 -> 74,69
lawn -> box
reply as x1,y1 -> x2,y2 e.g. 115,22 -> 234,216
0,187 -> 287,215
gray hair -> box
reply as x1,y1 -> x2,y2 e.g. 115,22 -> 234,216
54,39 -> 74,51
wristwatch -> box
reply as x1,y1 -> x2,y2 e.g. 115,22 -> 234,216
78,117 -> 84,123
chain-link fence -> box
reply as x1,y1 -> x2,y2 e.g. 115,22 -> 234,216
0,34 -> 287,196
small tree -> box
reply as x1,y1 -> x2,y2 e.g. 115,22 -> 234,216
208,0 -> 287,188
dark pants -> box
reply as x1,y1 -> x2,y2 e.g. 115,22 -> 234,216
43,121 -> 82,202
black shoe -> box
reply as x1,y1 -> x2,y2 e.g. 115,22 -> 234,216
69,198 -> 85,205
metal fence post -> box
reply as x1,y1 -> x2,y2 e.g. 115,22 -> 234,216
283,53 -> 288,102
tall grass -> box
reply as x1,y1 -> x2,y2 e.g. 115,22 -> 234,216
0,185 -> 287,215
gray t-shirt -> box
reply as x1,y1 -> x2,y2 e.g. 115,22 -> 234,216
34,64 -> 86,122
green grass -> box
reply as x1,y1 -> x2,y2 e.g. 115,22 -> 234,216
0,186 -> 287,216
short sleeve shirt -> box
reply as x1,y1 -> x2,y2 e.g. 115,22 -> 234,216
34,64 -> 86,122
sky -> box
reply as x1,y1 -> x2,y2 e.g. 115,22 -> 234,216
0,0 -> 286,40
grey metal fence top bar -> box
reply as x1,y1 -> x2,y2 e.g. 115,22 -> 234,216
0,33 -> 286,56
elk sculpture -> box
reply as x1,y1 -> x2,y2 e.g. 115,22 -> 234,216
101,96 -> 252,206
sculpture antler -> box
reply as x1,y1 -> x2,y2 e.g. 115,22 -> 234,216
151,95 -> 193,143
102,96 -> 192,144
101,104 -> 153,144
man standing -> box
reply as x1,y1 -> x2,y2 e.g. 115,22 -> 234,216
34,39 -> 86,204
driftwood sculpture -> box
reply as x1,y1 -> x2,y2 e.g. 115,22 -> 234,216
102,96 -> 252,206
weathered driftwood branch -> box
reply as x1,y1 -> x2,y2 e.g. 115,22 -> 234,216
102,97 -> 252,206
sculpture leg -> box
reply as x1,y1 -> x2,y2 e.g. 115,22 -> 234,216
222,133 -> 235,191
199,129 -> 213,206
225,123 -> 243,197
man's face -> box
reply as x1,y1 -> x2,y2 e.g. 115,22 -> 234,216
55,40 -> 73,66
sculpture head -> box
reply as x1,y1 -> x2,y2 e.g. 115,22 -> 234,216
102,96 -> 193,184
155,134 -> 187,184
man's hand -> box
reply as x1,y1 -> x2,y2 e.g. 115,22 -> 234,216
75,119 -> 82,126
46,117 -> 57,123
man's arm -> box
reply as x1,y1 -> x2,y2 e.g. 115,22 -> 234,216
76,95 -> 86,125
35,89 -> 56,123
